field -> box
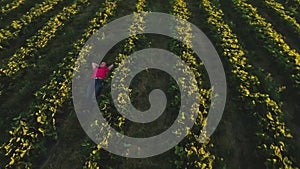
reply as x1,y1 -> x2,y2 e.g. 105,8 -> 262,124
0,0 -> 300,168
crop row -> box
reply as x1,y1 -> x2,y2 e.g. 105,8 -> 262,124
0,0 -> 88,79
262,0 -> 300,37
275,0 -> 300,15
0,0 -> 89,111
0,0 -> 119,168
0,0 -> 26,16
232,0 -> 300,92
201,0 -> 298,168
0,0 -> 63,50
82,0 -> 148,167
171,0 -> 217,168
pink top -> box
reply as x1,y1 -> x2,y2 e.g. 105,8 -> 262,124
91,67 -> 109,78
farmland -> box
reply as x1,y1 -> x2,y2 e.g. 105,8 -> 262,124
0,0 -> 300,168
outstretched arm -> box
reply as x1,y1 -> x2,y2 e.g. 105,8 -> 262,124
108,64 -> 114,70
92,62 -> 98,69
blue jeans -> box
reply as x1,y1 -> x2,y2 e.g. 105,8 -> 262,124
86,78 -> 104,99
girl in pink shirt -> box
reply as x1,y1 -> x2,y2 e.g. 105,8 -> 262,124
86,62 -> 113,99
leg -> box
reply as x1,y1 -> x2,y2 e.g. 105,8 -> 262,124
95,79 -> 103,98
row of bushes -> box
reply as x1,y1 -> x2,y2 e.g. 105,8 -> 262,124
0,0 -> 63,50
0,0 -> 25,16
201,0 -> 298,168
0,0 -> 89,77
0,0 -> 118,168
231,0 -> 300,93
82,0 -> 149,168
263,0 -> 300,37
171,0 -> 217,168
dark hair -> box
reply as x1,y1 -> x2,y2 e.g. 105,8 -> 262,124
99,62 -> 107,67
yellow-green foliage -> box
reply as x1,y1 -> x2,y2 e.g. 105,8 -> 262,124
232,0 -> 300,90
0,0 -> 118,168
0,0 -> 26,15
0,0 -> 63,49
0,0 -> 88,77
201,0 -> 297,168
